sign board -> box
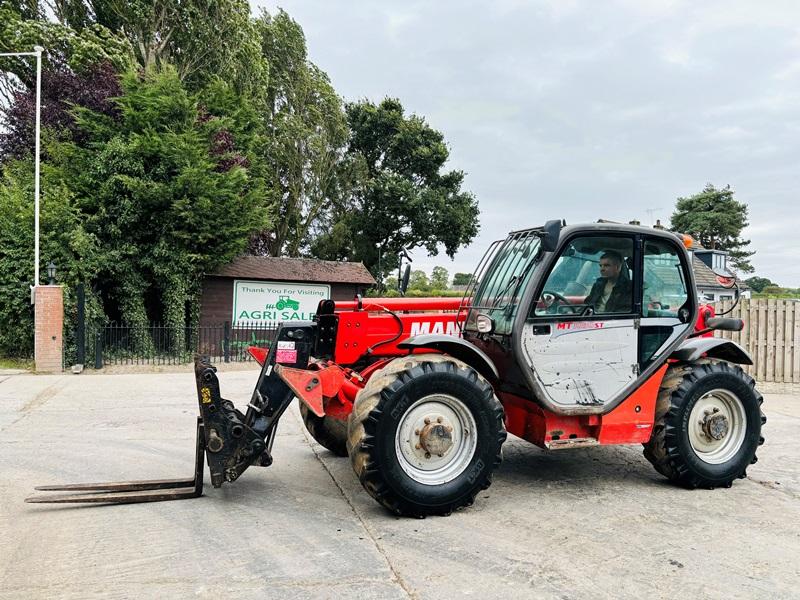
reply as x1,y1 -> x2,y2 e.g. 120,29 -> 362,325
233,280 -> 331,325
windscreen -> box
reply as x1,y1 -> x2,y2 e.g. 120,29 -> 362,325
467,230 -> 541,335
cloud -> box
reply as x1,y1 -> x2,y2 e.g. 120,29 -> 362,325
702,126 -> 752,142
253,0 -> 800,285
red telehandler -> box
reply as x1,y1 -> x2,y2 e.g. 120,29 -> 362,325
27,221 -> 765,516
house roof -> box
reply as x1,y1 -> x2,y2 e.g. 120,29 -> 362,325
693,257 -> 722,289
212,256 -> 376,285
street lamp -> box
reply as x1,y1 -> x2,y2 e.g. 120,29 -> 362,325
47,261 -> 56,285
0,46 -> 43,293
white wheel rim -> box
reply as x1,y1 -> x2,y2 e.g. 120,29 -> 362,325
395,393 -> 478,485
688,388 -> 747,464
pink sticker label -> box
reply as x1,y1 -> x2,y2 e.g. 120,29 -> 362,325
276,349 -> 298,363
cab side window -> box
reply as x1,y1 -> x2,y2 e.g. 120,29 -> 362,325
533,236 -> 635,317
642,240 -> 688,317
639,238 -> 690,366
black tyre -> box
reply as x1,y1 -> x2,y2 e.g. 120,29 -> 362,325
347,354 -> 506,517
643,360 -> 766,489
299,403 -> 348,457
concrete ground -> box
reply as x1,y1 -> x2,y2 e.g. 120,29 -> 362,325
0,369 -> 798,600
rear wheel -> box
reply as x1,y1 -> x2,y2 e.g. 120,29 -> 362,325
299,403 -> 348,457
347,354 -> 506,517
643,360 -> 765,488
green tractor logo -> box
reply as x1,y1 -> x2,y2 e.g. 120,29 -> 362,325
275,295 -> 300,311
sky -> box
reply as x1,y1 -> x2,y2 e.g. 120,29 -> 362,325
255,0 -> 800,286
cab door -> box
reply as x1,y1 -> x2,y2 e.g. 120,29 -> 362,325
639,236 -> 693,367
519,235 -> 639,409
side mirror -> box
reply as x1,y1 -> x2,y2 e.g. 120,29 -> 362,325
400,265 -> 411,295
714,273 -> 737,289
540,220 -> 562,253
711,269 -> 740,315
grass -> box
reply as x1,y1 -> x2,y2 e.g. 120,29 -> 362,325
0,357 -> 34,371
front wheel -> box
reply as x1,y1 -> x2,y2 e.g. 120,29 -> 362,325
643,360 -> 766,489
347,354 -> 506,517
299,403 -> 348,457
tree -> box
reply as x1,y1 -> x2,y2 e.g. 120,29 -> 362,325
430,266 -> 449,290
452,272 -> 472,286
1,60 -> 121,162
0,0 -> 266,103
0,3 -> 131,105
0,155 -> 104,357
246,9 -> 354,257
311,98 -> 480,279
50,66 -> 268,344
745,276 -> 776,293
407,270 -> 430,292
54,0 -> 265,94
383,275 -> 398,291
670,184 -> 755,273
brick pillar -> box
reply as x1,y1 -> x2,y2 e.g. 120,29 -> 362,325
34,285 -> 63,373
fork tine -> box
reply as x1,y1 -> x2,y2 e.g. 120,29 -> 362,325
25,486 -> 200,504
26,418 -> 206,505
33,478 -> 196,492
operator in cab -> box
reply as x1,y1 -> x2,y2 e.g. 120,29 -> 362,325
584,250 -> 632,313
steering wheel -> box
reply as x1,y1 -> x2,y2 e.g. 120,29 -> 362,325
541,290 -> 580,314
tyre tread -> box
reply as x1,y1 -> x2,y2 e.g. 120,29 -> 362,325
299,403 -> 349,457
643,360 -> 765,489
347,354 -> 506,517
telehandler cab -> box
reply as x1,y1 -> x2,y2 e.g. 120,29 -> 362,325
27,221 -> 765,516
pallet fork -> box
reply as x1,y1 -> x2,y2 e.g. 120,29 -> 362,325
26,324 -> 314,505
26,419 -> 206,504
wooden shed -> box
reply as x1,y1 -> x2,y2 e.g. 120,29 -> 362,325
200,256 -> 375,326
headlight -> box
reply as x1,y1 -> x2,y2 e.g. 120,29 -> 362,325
476,313 -> 494,334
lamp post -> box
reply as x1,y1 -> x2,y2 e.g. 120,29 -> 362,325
1,46 -> 43,291
47,261 -> 56,285
376,242 -> 383,293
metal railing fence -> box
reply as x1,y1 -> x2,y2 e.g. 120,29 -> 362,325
68,322 -> 277,368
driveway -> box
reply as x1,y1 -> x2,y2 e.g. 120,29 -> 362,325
1,369 -> 797,599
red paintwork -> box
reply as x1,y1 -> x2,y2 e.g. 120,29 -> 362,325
249,297 -> 465,368
358,358 -> 394,382
275,361 -> 363,420
596,363 -> 667,444
332,309 -> 464,364
275,365 -> 332,417
248,346 -> 269,366
695,304 -> 716,338
335,297 -> 467,312
499,364 -> 668,447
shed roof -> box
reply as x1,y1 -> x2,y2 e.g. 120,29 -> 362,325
212,256 -> 376,285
